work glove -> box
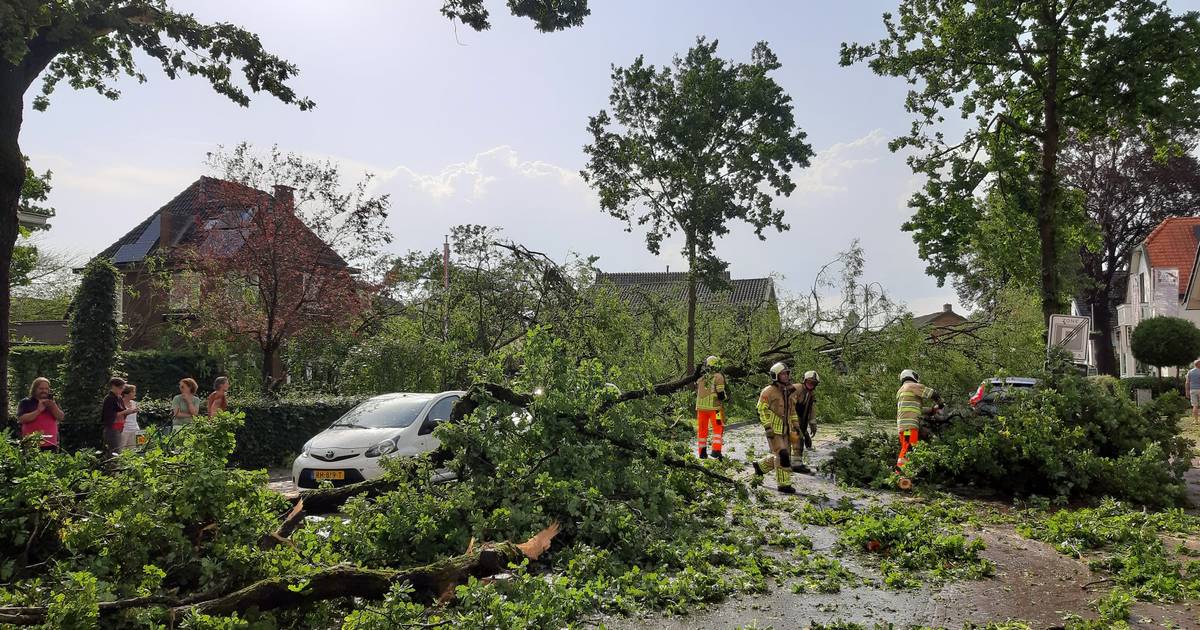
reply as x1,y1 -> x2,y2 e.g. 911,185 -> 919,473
809,422 -> 818,438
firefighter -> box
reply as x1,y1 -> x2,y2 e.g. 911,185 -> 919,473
789,370 -> 820,473
896,369 -> 942,470
752,362 -> 798,494
696,355 -> 727,459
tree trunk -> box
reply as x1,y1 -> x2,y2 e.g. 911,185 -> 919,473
1037,11 -> 1064,324
0,75 -> 26,419
261,343 -> 277,394
1089,293 -> 1118,376
685,233 -> 697,372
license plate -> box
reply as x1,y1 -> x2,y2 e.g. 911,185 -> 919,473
314,470 -> 345,481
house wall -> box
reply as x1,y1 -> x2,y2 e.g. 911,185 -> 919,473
1115,249 -> 1200,378
120,267 -> 172,350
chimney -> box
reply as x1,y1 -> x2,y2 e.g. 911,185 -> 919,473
272,185 -> 295,212
943,304 -> 953,313
160,209 -> 174,249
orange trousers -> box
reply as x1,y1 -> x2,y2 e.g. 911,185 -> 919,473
697,409 -> 724,454
897,428 -> 919,469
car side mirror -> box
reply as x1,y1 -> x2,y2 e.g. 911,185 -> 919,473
419,417 -> 444,436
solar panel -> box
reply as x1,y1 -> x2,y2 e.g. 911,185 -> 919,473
112,215 -> 160,264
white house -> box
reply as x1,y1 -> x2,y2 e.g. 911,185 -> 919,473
1115,217 -> 1200,377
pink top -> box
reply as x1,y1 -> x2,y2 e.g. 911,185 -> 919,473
18,398 -> 58,447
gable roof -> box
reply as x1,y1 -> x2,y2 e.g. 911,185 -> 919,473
1143,216 -> 1200,298
911,305 -> 968,329
94,176 -> 350,270
596,272 -> 775,308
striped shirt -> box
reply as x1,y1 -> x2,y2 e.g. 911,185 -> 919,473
896,382 -> 935,431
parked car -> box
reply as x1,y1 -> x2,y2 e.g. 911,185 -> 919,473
292,391 -> 464,489
969,377 -> 1039,417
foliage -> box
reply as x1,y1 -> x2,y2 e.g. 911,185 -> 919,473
12,159 -> 53,288
1120,375 -> 1185,398
1022,499 -> 1200,617
7,344 -> 66,405
823,430 -> 899,489
583,36 -> 812,368
1066,129 -> 1200,375
0,414 -> 286,620
227,395 -> 368,468
180,144 -> 388,392
896,367 -> 1194,507
117,350 -> 219,401
60,258 -> 120,448
842,0 -> 1200,319
439,0 -> 590,32
1130,316 -> 1200,374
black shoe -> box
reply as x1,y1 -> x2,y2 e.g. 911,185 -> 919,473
777,484 -> 796,494
712,451 -> 723,460
699,447 -> 708,459
792,464 -> 812,474
752,462 -> 764,476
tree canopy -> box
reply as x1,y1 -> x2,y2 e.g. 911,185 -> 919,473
842,0 -> 1200,322
582,37 -> 812,369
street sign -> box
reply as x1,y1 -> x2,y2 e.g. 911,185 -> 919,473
1048,314 -> 1091,364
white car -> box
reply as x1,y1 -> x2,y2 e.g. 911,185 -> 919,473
292,391 -> 464,489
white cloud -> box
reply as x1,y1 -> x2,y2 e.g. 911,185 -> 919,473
792,129 -> 887,196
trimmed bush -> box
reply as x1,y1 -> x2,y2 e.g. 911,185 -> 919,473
1120,375 -> 1185,398
117,350 -> 218,401
129,396 -> 368,469
61,259 -> 120,449
8,344 -> 67,400
1130,316 -> 1200,375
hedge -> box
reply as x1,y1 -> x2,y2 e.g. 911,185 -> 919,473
1120,376 -> 1185,398
8,346 -> 217,404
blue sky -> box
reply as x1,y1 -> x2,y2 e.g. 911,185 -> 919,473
20,0 -> 1200,316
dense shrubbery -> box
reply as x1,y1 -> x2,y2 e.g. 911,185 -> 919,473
828,364 -> 1194,507
1120,375 -> 1185,398
1131,316 -> 1200,375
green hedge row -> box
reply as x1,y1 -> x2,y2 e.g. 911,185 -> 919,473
9,346 -> 218,402
1120,376 -> 1186,398
48,396 -> 369,469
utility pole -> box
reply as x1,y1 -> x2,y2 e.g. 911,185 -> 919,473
443,235 -> 450,343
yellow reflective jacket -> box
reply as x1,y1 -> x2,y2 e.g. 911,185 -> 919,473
696,373 -> 726,411
896,381 -> 936,431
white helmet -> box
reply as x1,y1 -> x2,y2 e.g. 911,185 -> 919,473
803,370 -> 820,384
769,362 -> 790,381
705,355 -> 720,367
899,369 -> 919,384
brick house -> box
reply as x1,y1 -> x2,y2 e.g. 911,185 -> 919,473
93,176 -> 352,352
910,304 -> 969,338
596,271 -> 779,323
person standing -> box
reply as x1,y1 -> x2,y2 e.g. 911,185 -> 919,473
120,384 -> 141,451
17,377 -> 63,451
895,369 -> 941,470
789,370 -> 820,473
753,362 -> 798,494
1187,360 -> 1200,421
171,378 -> 200,432
695,356 -> 727,459
101,377 -> 135,455
207,377 -> 230,417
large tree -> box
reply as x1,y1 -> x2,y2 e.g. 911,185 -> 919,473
181,144 -> 390,392
582,37 -> 813,370
0,0 -> 588,410
842,0 -> 1200,323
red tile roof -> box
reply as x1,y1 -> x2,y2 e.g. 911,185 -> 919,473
1144,217 -> 1200,298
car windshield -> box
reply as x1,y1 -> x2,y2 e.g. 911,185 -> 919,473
332,397 -> 429,429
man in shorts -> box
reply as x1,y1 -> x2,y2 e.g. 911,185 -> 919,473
1187,360 -> 1200,421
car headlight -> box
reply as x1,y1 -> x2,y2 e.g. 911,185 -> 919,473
301,440 -> 313,456
364,439 -> 398,458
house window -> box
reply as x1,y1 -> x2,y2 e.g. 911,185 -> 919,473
169,272 -> 201,311
1139,273 -> 1147,304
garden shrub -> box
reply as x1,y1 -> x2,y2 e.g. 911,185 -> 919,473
1131,316 -> 1200,376
116,350 -> 218,400
8,344 -> 67,400
1120,375 -> 1184,398
60,259 -> 120,449
228,396 -> 368,468
829,363 -> 1194,506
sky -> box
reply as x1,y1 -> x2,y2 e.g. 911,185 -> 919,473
19,0 -> 1200,317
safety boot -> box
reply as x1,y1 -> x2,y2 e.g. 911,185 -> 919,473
712,451 -> 723,460
698,447 -> 708,459
777,484 -> 796,494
